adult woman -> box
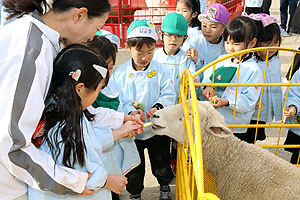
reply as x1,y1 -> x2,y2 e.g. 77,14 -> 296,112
0,0 -> 110,199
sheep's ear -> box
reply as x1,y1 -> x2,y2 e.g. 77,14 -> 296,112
209,126 -> 232,137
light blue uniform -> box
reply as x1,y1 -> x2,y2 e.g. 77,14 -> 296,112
181,26 -> 202,51
192,34 -> 226,81
28,116 -> 113,200
202,56 -> 263,133
252,56 -> 283,122
153,48 -> 196,102
88,106 -> 141,175
285,70 -> 300,136
111,59 -> 176,140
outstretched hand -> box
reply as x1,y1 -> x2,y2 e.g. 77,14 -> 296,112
202,86 -> 215,100
80,173 -> 94,196
285,106 -> 296,118
186,48 -> 198,64
146,107 -> 158,119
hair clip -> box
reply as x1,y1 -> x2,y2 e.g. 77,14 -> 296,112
69,69 -> 81,81
93,64 -> 107,78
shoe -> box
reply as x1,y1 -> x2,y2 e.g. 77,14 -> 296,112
280,27 -> 290,37
130,194 -> 141,200
159,185 -> 171,200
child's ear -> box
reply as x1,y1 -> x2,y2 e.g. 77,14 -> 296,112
192,11 -> 198,19
159,31 -> 163,41
75,83 -> 85,96
248,38 -> 257,49
73,7 -> 88,24
124,43 -> 130,50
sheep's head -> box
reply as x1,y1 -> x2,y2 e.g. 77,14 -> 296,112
150,100 -> 232,144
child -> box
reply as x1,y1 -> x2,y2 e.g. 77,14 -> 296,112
245,13 -> 283,144
110,19 -> 176,200
86,36 -> 142,200
202,16 -> 263,138
28,44 -> 142,200
283,70 -> 300,164
176,0 -> 202,51
153,12 -> 197,101
190,3 -> 229,81
96,29 -> 121,52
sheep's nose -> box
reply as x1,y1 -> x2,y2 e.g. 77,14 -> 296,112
152,114 -> 160,118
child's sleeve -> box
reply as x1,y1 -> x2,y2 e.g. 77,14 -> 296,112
285,70 -> 300,115
226,66 -> 262,113
154,69 -> 176,107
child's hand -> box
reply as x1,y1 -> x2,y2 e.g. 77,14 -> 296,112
80,173 -> 94,196
202,86 -> 214,100
130,109 -> 145,122
124,114 -> 144,126
193,77 -> 199,83
105,174 -> 128,194
113,121 -> 142,140
186,48 -> 198,64
285,106 -> 296,118
146,107 -> 158,119
211,97 -> 228,108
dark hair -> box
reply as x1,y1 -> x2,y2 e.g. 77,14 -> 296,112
224,16 -> 258,46
256,22 -> 282,46
126,37 -> 156,50
43,44 -> 108,168
176,0 -> 201,29
85,36 -> 117,65
3,0 -> 110,20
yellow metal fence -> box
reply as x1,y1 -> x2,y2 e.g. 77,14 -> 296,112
176,47 -> 300,199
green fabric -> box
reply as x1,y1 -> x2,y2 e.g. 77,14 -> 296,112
92,91 -> 120,111
209,66 -> 237,90
161,13 -> 188,36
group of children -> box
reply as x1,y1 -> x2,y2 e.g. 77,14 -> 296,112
20,1 -> 300,200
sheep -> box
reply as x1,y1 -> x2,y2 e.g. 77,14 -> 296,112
150,100 -> 300,200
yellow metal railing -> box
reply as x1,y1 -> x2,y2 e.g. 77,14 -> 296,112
176,47 -> 300,199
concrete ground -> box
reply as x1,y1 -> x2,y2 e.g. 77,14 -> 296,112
116,1 -> 300,199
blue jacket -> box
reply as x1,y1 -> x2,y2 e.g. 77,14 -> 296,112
252,56 -> 283,122
202,56 -> 263,133
28,116 -> 113,200
111,59 -> 176,140
285,70 -> 300,135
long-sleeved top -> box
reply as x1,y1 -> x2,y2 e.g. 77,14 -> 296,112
153,48 -> 196,102
28,116 -> 113,200
88,106 -> 141,175
202,56 -> 263,133
0,12 -> 87,200
111,59 -> 176,140
192,34 -> 226,82
181,26 -> 202,51
285,70 -> 300,136
252,56 -> 283,122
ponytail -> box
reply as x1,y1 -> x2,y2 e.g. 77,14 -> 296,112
3,0 -> 48,19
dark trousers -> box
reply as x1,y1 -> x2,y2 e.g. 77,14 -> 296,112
262,0 -> 272,14
245,6 -> 263,15
290,3 -> 300,34
234,120 -> 266,144
284,130 -> 300,164
125,135 -> 174,195
280,0 -> 298,32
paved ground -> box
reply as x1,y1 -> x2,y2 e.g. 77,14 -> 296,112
116,1 -> 300,199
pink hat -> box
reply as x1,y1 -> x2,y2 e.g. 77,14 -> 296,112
198,3 -> 229,25
241,12 -> 278,27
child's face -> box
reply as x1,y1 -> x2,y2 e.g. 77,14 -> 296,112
78,79 -> 106,110
201,21 -> 225,44
107,58 -> 114,77
160,32 -> 186,55
257,37 -> 280,60
127,43 -> 156,70
225,37 -> 257,61
176,1 -> 197,24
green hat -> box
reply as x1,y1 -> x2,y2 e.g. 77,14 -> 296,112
209,66 -> 237,90
127,19 -> 158,41
161,13 -> 188,36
